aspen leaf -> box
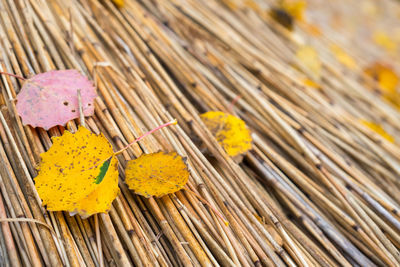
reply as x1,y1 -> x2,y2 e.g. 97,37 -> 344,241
360,120 -> 395,143
364,63 -> 398,95
16,70 -> 96,130
200,111 -> 252,157
296,45 -> 321,79
361,1 -> 379,17
364,63 -> 400,109
303,78 -> 321,89
270,0 -> 306,30
111,0 -> 124,8
281,0 -> 306,21
330,45 -> 356,69
303,23 -> 322,37
35,126 -> 119,218
373,31 -> 397,53
221,0 -> 239,10
125,152 -> 189,198
244,0 -> 259,10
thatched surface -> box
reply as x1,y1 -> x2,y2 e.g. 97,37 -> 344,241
1,0 -> 400,266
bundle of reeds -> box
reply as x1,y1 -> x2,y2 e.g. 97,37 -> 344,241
1,0 -> 400,266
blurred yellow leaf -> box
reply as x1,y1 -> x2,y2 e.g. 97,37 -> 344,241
303,78 -> 321,89
373,31 -> 397,53
281,0 -> 306,21
330,45 -> 356,69
125,152 -> 189,198
361,1 -> 379,17
221,0 -> 239,10
35,126 -> 119,218
296,45 -> 321,79
111,0 -> 124,8
244,0 -> 259,10
200,111 -> 252,157
360,120 -> 395,143
303,23 -> 322,37
270,0 -> 306,30
364,63 -> 398,95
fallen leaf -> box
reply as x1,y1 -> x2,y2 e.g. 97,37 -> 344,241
221,0 -> 239,10
125,152 -> 189,198
303,23 -> 322,37
361,1 -> 379,17
111,0 -> 124,8
364,63 -> 398,95
296,45 -> 321,79
281,0 -> 306,21
373,31 -> 397,53
35,126 -> 119,218
244,0 -> 259,10
16,70 -> 96,130
200,111 -> 252,157
303,78 -> 321,89
360,120 -> 395,143
330,45 -> 356,69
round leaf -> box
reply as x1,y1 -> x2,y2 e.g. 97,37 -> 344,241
200,111 -> 252,157
125,152 -> 189,198
360,120 -> 395,143
35,126 -> 119,218
296,45 -> 321,79
16,70 -> 96,130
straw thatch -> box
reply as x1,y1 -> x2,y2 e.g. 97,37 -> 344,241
1,0 -> 400,266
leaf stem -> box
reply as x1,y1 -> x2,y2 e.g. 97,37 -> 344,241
0,71 -> 26,80
87,119 -> 177,173
114,119 -> 177,156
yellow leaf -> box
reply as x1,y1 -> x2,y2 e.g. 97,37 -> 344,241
281,0 -> 306,21
244,0 -> 259,10
364,63 -> 398,95
221,0 -> 238,10
111,0 -> 124,8
361,1 -> 379,17
125,152 -> 189,198
360,120 -> 395,143
303,23 -> 322,37
373,31 -> 397,53
35,126 -> 119,218
302,78 -> 321,89
330,45 -> 356,69
296,45 -> 321,79
200,111 -> 252,157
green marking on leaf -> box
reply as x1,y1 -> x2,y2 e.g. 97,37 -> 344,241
95,157 -> 112,184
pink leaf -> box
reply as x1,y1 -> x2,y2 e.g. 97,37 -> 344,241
16,70 -> 97,130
